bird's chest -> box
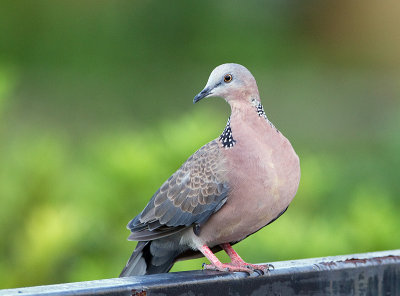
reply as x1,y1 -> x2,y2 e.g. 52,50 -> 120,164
198,115 -> 300,246
212,127 -> 299,242
226,123 -> 284,195
227,139 -> 283,214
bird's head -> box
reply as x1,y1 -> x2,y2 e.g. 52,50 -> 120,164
193,63 -> 260,106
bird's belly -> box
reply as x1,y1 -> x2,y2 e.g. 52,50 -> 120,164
199,191 -> 290,246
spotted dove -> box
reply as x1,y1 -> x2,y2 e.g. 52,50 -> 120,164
120,63 -> 300,276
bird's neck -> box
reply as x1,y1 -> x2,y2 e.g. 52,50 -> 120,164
219,99 -> 278,149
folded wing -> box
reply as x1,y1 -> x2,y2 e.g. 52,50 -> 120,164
127,140 -> 229,241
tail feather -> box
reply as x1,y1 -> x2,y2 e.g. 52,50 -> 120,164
120,242 -> 148,276
120,240 -> 180,277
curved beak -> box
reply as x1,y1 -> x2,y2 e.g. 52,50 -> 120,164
193,87 -> 212,104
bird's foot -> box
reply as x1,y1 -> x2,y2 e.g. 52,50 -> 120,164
202,262 -> 254,273
202,262 -> 272,275
230,258 -> 274,274
233,262 -> 273,275
219,243 -> 272,274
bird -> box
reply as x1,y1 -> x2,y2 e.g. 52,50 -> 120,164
120,63 -> 300,277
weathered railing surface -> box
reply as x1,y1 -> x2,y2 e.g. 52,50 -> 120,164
1,250 -> 399,296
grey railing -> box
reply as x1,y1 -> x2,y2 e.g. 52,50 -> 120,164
1,249 -> 399,296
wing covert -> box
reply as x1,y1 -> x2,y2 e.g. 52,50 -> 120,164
127,140 -> 229,241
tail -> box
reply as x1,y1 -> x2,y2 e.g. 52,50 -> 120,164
120,240 -> 180,277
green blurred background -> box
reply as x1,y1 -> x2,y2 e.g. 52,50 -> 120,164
0,0 -> 399,289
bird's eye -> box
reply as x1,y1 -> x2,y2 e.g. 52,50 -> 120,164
224,74 -> 233,83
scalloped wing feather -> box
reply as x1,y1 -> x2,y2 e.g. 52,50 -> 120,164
127,140 -> 229,241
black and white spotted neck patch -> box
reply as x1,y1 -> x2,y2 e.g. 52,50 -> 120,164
251,98 -> 278,131
219,117 -> 236,148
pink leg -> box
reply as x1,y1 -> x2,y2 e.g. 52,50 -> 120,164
199,245 -> 256,273
221,243 -> 246,265
221,243 -> 272,273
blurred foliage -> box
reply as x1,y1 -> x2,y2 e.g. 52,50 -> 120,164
0,0 -> 399,289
